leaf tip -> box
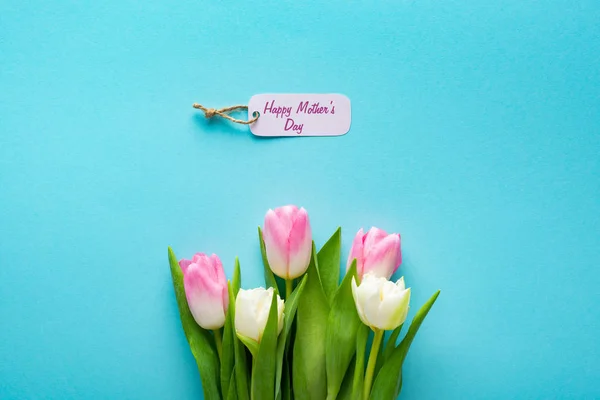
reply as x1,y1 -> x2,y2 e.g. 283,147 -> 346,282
167,247 -> 178,268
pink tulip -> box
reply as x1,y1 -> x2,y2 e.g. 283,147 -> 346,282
263,205 -> 312,279
347,227 -> 402,280
179,253 -> 229,330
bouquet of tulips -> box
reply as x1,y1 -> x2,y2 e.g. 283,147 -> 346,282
168,205 -> 440,400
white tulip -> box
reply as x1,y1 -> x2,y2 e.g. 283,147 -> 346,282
235,287 -> 285,343
351,273 -> 411,331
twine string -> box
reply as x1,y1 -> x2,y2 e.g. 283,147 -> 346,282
193,103 -> 259,125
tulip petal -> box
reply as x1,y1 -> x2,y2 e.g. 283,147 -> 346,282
274,205 -> 298,233
287,208 -> 312,278
363,227 -> 389,253
361,276 -> 387,329
255,288 -> 273,342
264,209 -> 290,278
353,274 -> 382,329
179,253 -> 205,274
184,263 -> 227,329
395,234 -> 402,269
364,233 -> 401,279
396,276 -> 406,291
235,289 -> 261,342
351,278 -> 369,326
288,207 -> 309,253
179,258 -> 193,274
378,287 -> 410,330
347,228 -> 365,277
211,254 -> 229,312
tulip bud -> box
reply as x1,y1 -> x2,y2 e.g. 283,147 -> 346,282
263,205 -> 312,280
347,227 -> 401,280
351,273 -> 410,331
235,287 -> 285,343
179,253 -> 229,330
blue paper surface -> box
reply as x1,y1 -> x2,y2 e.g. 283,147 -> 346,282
1,1 -> 599,398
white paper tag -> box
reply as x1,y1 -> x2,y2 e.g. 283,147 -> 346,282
248,94 -> 351,137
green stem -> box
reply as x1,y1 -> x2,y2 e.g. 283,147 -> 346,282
363,329 -> 384,400
213,329 -> 223,361
286,279 -> 293,299
251,357 -> 256,400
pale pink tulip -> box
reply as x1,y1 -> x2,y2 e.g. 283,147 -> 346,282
179,253 -> 228,330
347,227 -> 402,280
263,205 -> 312,279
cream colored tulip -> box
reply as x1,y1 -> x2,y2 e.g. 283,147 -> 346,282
351,273 -> 411,331
235,287 -> 284,343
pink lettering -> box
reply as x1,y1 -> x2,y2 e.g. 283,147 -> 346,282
264,100 -> 291,119
284,118 -> 303,134
264,100 -> 274,114
296,101 -> 329,114
297,101 -> 309,114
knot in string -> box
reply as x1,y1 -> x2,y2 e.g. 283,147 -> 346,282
193,103 -> 259,125
204,108 -> 217,118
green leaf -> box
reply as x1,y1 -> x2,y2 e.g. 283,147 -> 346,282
251,288 -> 280,400
275,275 -> 307,398
236,332 -> 259,358
376,323 -> 403,378
293,243 -> 330,400
317,227 -> 342,303
258,227 -> 282,294
395,290 -> 440,370
221,284 -> 236,399
383,324 -> 403,362
168,247 -> 221,400
369,290 -> 441,400
325,260 -> 361,399
352,324 -> 369,400
336,355 -> 356,400
396,373 -> 403,398
232,257 -> 241,296
281,356 -> 292,400
226,370 -> 237,400
228,285 -> 250,400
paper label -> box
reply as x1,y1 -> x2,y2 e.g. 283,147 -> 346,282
248,94 -> 351,137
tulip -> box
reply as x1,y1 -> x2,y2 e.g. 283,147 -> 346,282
235,287 -> 284,344
263,205 -> 312,286
352,273 -> 411,400
179,253 -> 229,330
351,273 -> 411,331
347,227 -> 401,280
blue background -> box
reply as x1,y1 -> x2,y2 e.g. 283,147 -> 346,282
1,1 -> 599,399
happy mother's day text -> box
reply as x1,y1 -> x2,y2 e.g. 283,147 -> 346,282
261,99 -> 337,134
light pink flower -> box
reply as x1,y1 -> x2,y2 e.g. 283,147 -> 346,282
179,253 -> 228,330
263,205 -> 312,279
347,227 -> 402,280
